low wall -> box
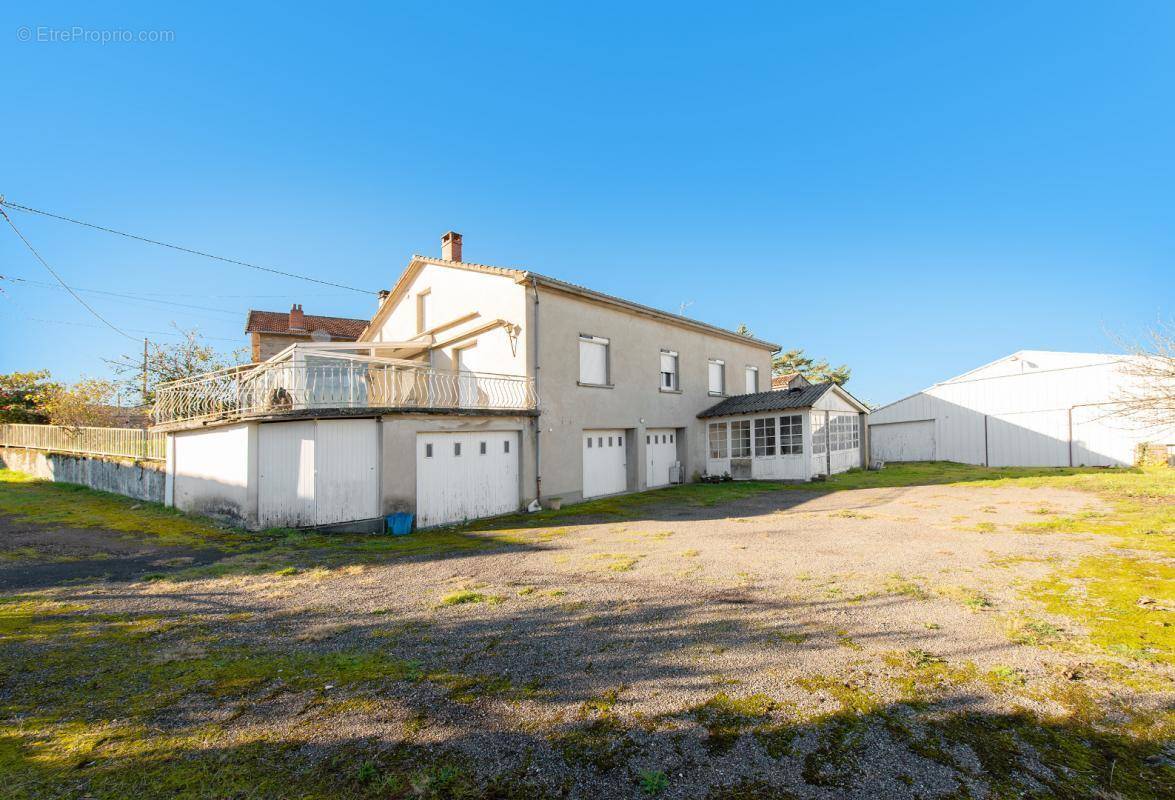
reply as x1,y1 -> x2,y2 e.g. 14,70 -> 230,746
0,446 -> 165,503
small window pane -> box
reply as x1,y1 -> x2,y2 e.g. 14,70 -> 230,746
670,434 -> 674,443
608,436 -> 613,446
454,442 -> 462,456
425,443 -> 433,458
587,437 -> 593,448
480,441 -> 487,455
618,436 -> 623,446
598,437 -> 603,447
504,440 -> 510,453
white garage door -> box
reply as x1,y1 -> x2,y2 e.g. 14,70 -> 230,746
645,428 -> 677,488
416,431 -> 520,527
258,419 -> 380,528
583,429 -> 627,498
870,420 -> 935,462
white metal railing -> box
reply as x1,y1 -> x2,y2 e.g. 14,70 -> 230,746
0,423 -> 166,461
153,360 -> 538,425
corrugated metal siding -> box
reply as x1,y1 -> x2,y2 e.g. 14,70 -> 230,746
871,420 -> 935,461
868,353 -> 1173,467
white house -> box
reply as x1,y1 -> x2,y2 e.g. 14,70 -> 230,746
155,232 -> 860,531
868,350 -> 1173,467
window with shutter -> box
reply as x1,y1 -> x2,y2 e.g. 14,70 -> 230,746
708,359 -> 725,395
660,350 -> 678,390
579,336 -> 609,385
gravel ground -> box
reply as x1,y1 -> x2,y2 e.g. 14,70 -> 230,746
5,481 -> 1173,799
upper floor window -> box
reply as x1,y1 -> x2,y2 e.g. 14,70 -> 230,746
708,359 -> 725,395
745,366 -> 759,394
660,350 -> 678,390
416,290 -> 432,333
579,334 -> 609,385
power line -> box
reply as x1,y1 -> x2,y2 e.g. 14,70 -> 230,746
1,274 -> 241,316
0,198 -> 376,295
0,203 -> 138,341
22,315 -> 242,343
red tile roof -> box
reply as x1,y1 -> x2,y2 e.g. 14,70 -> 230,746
245,309 -> 369,339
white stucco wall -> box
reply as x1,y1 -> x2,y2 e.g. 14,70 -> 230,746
367,263 -> 528,377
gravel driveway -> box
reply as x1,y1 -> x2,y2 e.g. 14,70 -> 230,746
3,477 -> 1171,799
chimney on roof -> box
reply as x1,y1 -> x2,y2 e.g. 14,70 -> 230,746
288,303 -> 305,331
377,289 -> 390,310
441,231 -> 462,262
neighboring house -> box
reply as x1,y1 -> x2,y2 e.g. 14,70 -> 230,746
698,382 -> 870,479
155,231 -> 841,530
244,304 -> 369,362
771,372 -> 811,391
869,351 -> 1174,467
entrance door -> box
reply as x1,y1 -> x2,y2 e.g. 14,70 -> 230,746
645,428 -> 677,487
583,429 -> 627,498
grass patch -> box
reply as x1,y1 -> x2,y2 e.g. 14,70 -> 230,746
439,590 -> 502,607
0,469 -> 243,549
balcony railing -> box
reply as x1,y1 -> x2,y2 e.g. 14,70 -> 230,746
153,360 -> 537,426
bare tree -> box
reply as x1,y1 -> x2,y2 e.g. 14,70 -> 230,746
1115,319 -> 1175,427
106,328 -> 246,406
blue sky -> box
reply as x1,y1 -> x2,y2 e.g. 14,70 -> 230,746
2,2 -> 1172,406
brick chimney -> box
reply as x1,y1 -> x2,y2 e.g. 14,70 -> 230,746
288,303 -> 305,331
441,231 -> 462,262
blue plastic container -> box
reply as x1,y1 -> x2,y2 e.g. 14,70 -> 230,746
386,513 -> 415,536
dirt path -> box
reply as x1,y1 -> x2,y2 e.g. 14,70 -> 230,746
3,479 -> 1170,799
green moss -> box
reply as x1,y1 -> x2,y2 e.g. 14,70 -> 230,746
439,590 -> 502,607
551,714 -> 634,772
0,470 -> 243,548
691,692 -> 777,753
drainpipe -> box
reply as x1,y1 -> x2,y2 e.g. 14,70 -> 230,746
531,276 -> 542,502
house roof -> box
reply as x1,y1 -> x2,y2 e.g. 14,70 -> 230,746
245,310 -> 369,340
361,255 -> 781,351
697,384 -> 836,418
771,372 -> 809,389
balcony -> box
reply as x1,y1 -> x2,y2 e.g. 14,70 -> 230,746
153,355 -> 537,427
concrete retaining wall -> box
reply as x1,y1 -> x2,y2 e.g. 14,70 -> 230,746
0,446 -> 165,503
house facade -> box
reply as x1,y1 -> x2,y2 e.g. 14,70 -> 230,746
154,232 -> 835,531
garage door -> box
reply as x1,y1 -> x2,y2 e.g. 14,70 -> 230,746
583,429 -> 627,498
258,419 -> 380,528
416,431 -> 520,527
870,420 -> 935,462
645,428 -> 677,488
